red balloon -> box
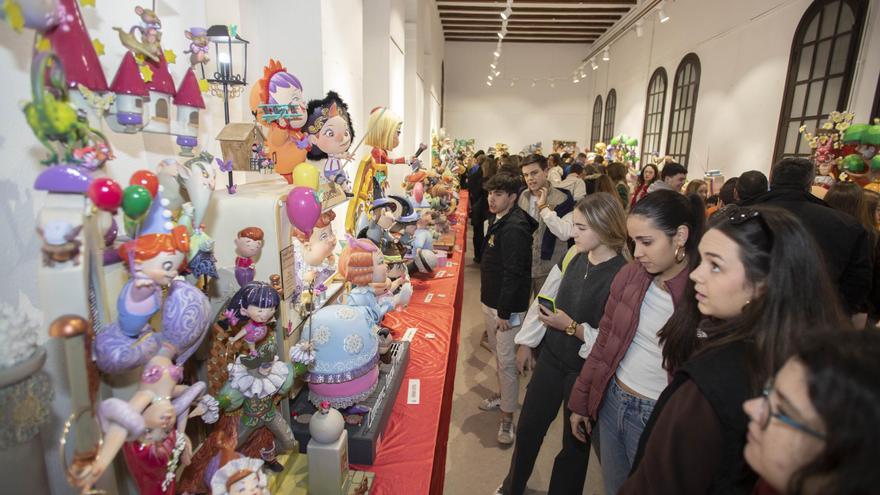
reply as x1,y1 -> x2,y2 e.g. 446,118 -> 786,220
87,177 -> 123,212
129,170 -> 159,198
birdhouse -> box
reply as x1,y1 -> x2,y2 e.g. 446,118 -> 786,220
216,123 -> 266,171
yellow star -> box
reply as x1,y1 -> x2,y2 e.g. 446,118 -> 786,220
139,64 -> 154,82
35,36 -> 51,53
164,49 -> 176,64
80,0 -> 95,6
135,53 -> 145,63
198,78 -> 209,92
92,38 -> 105,56
3,0 -> 24,32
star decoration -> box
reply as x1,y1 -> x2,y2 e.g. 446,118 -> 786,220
135,53 -> 145,63
197,78 -> 210,92
92,38 -> 105,56
35,36 -> 51,53
80,0 -> 95,6
139,64 -> 154,82
164,49 -> 176,64
3,0 -> 24,32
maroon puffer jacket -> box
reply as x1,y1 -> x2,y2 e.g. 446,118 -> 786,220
567,261 -> 690,419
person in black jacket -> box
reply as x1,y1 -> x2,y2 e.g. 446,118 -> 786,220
479,172 -> 536,446
468,154 -> 488,262
739,158 -> 872,326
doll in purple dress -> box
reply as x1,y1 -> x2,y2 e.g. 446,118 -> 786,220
233,227 -> 264,288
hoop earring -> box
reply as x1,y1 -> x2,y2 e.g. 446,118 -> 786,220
674,245 -> 686,263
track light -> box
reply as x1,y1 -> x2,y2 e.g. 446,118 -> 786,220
635,19 -> 644,37
493,50 -> 501,57
590,58 -> 598,70
488,74 -> 494,81
658,1 -> 669,23
500,5 -> 512,20
531,80 -> 536,87
490,63 -> 496,69
602,47 -> 610,62
573,77 -> 580,83
510,80 -> 515,87
550,81 -> 555,88
498,31 -> 504,39
580,70 -> 586,78
486,80 -> 492,86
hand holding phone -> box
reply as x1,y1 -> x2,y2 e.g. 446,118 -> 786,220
537,295 -> 556,314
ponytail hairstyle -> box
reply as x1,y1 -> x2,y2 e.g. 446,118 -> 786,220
660,205 -> 848,383
631,190 -> 706,370
574,193 -> 631,260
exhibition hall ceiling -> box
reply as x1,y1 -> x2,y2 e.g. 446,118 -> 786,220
437,0 -> 636,44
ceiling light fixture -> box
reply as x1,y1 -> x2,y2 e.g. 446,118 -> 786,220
550,81 -> 555,88
590,58 -> 598,70
500,5 -> 512,20
493,49 -> 501,57
486,80 -> 492,86
497,31 -> 505,39
510,80 -> 515,87
658,1 -> 670,23
573,77 -> 580,83
602,47 -> 610,62
635,19 -> 644,37
490,63 -> 496,69
531,80 -> 536,87
488,74 -> 494,81
495,71 -> 501,77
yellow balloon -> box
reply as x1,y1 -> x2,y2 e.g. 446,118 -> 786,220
292,162 -> 320,190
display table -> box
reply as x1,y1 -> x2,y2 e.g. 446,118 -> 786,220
350,192 -> 469,494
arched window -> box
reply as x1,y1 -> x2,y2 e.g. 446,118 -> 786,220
155,98 -> 169,120
641,68 -> 668,165
666,53 -> 700,167
590,95 -> 603,149
774,0 -> 867,162
603,89 -> 617,142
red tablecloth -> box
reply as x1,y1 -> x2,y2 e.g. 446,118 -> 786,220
351,192 -> 469,494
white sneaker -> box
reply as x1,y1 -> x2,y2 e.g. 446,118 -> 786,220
497,419 -> 515,445
478,394 -> 502,411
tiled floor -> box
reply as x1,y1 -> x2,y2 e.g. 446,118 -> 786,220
443,242 -> 604,495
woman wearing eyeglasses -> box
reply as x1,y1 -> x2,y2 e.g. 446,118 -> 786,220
744,331 -> 880,495
619,206 -> 850,494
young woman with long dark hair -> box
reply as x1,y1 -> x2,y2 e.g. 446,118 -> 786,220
630,163 -> 659,208
620,206 -> 849,493
567,189 -> 705,495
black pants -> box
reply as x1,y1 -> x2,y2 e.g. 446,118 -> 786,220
501,351 -> 589,495
471,214 -> 485,260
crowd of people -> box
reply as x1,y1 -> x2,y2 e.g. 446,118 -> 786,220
460,149 -> 880,495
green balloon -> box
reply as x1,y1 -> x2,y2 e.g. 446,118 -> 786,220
610,136 -> 621,146
122,185 -> 152,219
871,155 -> 880,172
842,154 -> 867,174
626,137 -> 639,147
844,124 -> 869,143
863,125 -> 880,146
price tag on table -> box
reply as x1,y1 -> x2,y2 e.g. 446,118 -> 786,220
424,293 -> 434,303
407,379 -> 421,404
402,327 -> 418,341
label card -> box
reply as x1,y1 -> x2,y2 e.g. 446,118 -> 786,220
407,379 -> 421,404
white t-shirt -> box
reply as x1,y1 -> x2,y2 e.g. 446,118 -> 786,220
615,280 -> 674,400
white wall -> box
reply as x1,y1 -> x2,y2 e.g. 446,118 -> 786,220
444,42 -> 591,154
582,0 -> 880,179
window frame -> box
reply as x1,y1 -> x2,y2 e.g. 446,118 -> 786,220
665,53 -> 701,167
772,0 -> 868,162
590,95 -> 603,149
641,67 -> 668,166
603,89 -> 617,143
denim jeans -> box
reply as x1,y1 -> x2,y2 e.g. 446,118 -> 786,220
596,378 -> 656,495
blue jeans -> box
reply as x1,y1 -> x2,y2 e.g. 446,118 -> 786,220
596,378 -> 656,495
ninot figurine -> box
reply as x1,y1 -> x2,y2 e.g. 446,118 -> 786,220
291,211 -> 337,311
305,91 -> 355,192
224,282 -> 280,357
292,236 -> 407,412
234,227 -> 264,288
205,441 -> 270,495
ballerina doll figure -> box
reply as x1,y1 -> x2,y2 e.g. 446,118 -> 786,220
305,91 -> 355,192
225,282 -> 281,356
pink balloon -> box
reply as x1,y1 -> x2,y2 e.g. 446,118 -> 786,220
287,187 -> 321,235
414,182 -> 424,204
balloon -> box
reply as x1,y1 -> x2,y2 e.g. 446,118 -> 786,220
122,185 -> 152,219
286,186 -> 321,235
87,177 -> 123,212
625,137 -> 639,147
610,136 -> 621,146
414,182 -> 424,204
292,162 -> 320,190
130,170 -> 159,198
842,154 -> 866,174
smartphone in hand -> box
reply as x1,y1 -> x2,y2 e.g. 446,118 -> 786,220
537,295 -> 556,313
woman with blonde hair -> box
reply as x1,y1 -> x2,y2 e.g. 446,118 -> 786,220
494,193 -> 631,495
